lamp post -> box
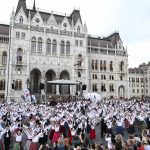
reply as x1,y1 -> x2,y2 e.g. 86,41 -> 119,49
26,78 -> 30,90
26,78 -> 31,103
12,80 -> 15,89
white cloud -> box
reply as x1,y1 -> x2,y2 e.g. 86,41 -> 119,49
128,40 -> 150,68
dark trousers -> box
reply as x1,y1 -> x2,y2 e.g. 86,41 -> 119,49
4,144 -> 10,150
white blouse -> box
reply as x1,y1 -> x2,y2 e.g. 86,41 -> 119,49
32,133 -> 42,142
25,131 -> 33,139
71,130 -> 76,136
16,134 -> 22,142
55,126 -> 59,132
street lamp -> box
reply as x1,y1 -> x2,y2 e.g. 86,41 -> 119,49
12,80 -> 15,89
26,78 -> 30,90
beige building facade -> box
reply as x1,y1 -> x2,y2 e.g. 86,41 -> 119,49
129,63 -> 150,98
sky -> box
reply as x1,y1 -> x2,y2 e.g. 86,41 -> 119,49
0,0 -> 150,68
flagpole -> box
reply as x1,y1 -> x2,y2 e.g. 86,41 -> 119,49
89,42 -> 92,93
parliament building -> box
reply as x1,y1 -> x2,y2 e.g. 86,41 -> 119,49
1,0 -> 148,101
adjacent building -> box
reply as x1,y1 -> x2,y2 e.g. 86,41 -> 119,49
129,62 -> 150,98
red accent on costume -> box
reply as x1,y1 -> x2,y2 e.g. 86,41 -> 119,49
90,129 -> 96,140
52,132 -> 60,144
30,142 -> 38,150
0,139 -> 4,150
49,129 -> 55,141
124,118 -> 130,128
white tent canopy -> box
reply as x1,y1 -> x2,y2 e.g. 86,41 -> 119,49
84,93 -> 101,101
47,79 -> 80,85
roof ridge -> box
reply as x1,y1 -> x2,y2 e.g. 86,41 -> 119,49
0,24 -> 9,26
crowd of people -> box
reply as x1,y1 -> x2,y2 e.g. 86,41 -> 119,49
0,98 -> 149,150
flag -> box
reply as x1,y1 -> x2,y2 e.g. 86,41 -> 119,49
21,95 -> 26,102
23,88 -> 31,102
31,95 -> 36,103
74,59 -> 83,66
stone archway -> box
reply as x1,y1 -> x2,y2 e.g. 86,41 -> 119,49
45,70 -> 56,94
60,70 -> 70,95
118,86 -> 125,98
30,69 -> 41,93
60,70 -> 70,80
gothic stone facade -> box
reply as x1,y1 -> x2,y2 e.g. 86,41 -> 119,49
0,24 -> 9,100
0,0 -> 130,100
88,35 -> 128,99
129,63 -> 150,98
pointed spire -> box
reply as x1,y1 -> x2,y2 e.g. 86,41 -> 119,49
84,21 -> 87,32
12,7 -> 15,17
71,18 -> 74,27
12,7 -> 15,19
33,0 -> 36,11
16,0 -> 27,15
28,10 -> 31,22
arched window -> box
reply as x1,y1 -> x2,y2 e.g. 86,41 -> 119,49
109,84 -> 114,92
46,39 -> 51,54
60,41 -> 65,56
141,89 -> 144,93
110,61 -> 113,71
66,41 -> 70,55
31,37 -> 36,53
38,38 -> 42,53
132,77 -> 135,82
78,54 -> 82,66
15,81 -> 18,90
16,48 -> 23,65
132,89 -> 135,93
100,60 -> 103,70
19,16 -> 23,24
95,60 -> 98,70
136,78 -> 139,82
15,80 -> 22,90
77,26 -> 80,33
104,61 -> 106,70
91,60 -> 94,70
0,81 -> 5,90
17,68 -> 21,75
52,39 -> 57,55
101,83 -> 106,92
120,61 -> 124,71
75,40 -> 78,46
19,80 -> 22,90
145,77 -> 148,82
2,51 -> 7,65
92,83 -> 97,92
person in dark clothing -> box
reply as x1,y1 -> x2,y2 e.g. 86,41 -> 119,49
4,129 -> 11,150
39,131 -> 50,150
145,116 -> 150,129
100,118 -> 107,138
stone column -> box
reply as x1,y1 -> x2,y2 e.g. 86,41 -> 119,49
70,85 -> 72,95
72,85 -> 76,96
56,84 -> 60,95
68,85 -> 70,94
6,19 -> 14,101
